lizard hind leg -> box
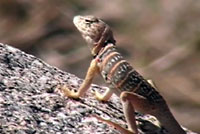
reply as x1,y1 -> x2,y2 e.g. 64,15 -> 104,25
94,91 -> 154,134
120,91 -> 156,114
120,91 -> 157,134
120,92 -> 139,134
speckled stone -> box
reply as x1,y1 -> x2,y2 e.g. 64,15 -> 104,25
0,43 -> 196,134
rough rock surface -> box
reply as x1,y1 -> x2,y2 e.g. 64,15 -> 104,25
0,43 -> 197,134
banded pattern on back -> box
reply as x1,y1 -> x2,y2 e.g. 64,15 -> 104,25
97,43 -> 163,103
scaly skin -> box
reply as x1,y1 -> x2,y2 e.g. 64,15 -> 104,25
58,15 -> 186,134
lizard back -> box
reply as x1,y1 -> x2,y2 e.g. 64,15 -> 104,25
96,43 -> 163,103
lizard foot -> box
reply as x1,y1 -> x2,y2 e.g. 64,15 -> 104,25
94,91 -> 106,101
57,85 -> 80,99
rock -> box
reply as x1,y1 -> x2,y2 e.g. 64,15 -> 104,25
0,43 -> 197,134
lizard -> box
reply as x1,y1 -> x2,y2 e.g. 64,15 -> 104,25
57,15 -> 186,134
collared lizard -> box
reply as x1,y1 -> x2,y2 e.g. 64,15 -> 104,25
57,15 -> 186,134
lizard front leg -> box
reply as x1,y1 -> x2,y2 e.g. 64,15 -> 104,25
58,59 -> 99,98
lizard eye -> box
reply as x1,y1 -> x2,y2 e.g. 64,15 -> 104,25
85,18 -> 99,24
85,19 -> 92,23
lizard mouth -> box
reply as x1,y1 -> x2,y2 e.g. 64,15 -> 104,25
73,15 -> 83,32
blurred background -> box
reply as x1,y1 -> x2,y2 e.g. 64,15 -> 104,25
0,0 -> 199,132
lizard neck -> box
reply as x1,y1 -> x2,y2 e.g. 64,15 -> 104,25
91,42 -> 115,58
91,25 -> 116,57
155,104 -> 186,134
91,43 -> 104,57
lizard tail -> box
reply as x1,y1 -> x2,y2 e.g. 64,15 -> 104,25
92,114 -> 135,134
155,104 -> 186,134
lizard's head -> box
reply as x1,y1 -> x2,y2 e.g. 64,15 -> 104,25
73,15 -> 115,54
